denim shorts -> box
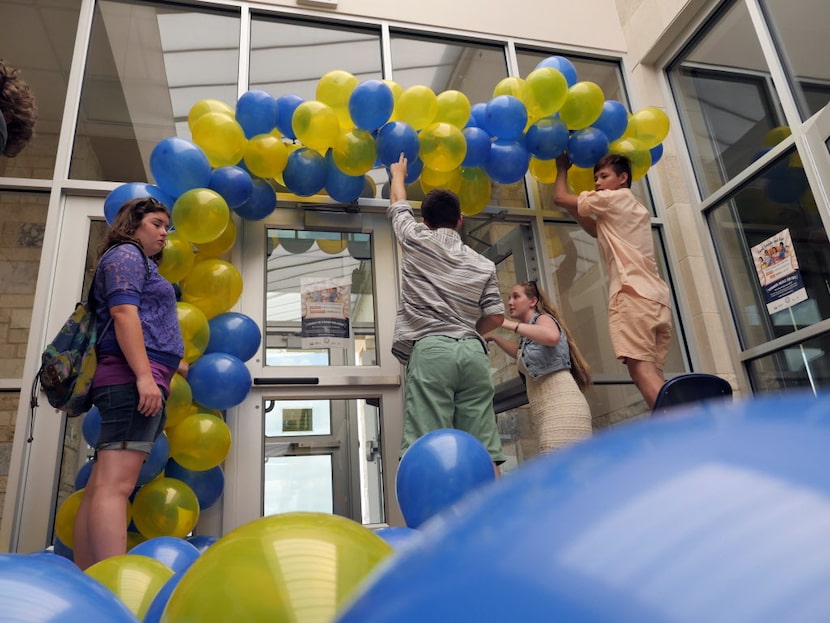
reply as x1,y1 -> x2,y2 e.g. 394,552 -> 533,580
91,383 -> 167,453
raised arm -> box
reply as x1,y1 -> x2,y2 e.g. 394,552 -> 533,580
554,154 -> 598,238
389,153 -> 408,205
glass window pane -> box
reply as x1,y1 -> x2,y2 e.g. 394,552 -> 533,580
668,0 -> 786,197
264,455 -> 333,515
265,229 -> 376,367
0,0 -> 82,178
748,332 -> 830,393
250,16 -> 382,100
708,151 -> 830,349
389,32 -> 526,209
70,0 -> 240,182
761,0 -> 830,119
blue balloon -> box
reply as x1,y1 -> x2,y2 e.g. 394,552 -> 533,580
376,121 -> 420,166
0,554 -> 138,622
525,116 -> 569,160
235,90 -> 278,139
150,137 -> 211,199
349,80 -> 395,131
188,352 -> 251,410
129,536 -> 200,574
205,312 -> 262,362
535,55 -> 578,86
373,526 -> 423,551
766,166 -> 808,204
396,429 -> 496,529
165,459 -> 225,510
462,127 -> 492,167
82,405 -> 101,447
136,432 -> 169,486
405,156 -> 424,184
325,168 -> 366,204
483,95 -> 527,140
52,537 -> 73,562
282,148 -> 328,197
650,143 -> 664,166
103,183 -> 174,225
232,176 -> 276,221
75,459 -> 93,491
275,94 -> 304,140
470,102 -> 488,129
336,392 -> 830,623
143,572 -> 184,623
567,127 -> 610,169
28,550 -> 79,573
484,139 -> 530,185
186,534 -> 219,553
592,100 -> 629,142
209,165 -> 253,209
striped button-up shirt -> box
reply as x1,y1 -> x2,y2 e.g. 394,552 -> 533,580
388,200 -> 505,364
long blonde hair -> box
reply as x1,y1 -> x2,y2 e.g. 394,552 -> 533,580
519,281 -> 592,391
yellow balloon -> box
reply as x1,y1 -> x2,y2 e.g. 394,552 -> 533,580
292,100 -> 340,152
435,90 -> 471,129
333,128 -> 377,176
493,76 -> 525,99
383,80 -> 403,121
172,189 -> 230,245
558,81 -> 605,130
126,530 -> 146,550
568,165 -> 596,194
608,137 -> 651,181
85,555 -> 174,620
317,235 -> 348,254
177,302 -> 210,363
458,167 -> 491,216
316,69 -> 359,129
523,67 -> 568,118
181,258 -> 243,319
168,412 -> 231,471
420,166 -> 461,194
629,106 -> 670,149
191,112 -> 247,168
165,372 -> 193,430
160,512 -> 393,623
132,477 -> 200,539
55,489 -> 131,549
419,122 -> 467,173
244,132 -> 289,179
194,217 -> 236,259
763,125 -> 792,148
159,231 -> 195,284
529,157 -> 558,184
396,85 -> 438,131
188,99 -> 235,133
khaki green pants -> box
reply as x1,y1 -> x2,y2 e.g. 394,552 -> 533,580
401,336 -> 505,464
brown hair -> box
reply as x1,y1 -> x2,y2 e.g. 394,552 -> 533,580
594,153 -> 631,188
519,280 -> 592,391
0,59 -> 37,157
421,188 -> 461,229
98,197 -> 170,263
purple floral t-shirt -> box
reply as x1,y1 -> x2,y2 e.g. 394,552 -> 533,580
92,243 -> 183,394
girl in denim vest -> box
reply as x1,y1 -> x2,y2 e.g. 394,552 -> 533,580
487,281 -> 592,453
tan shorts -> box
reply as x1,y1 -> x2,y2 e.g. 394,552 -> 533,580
608,288 -> 672,370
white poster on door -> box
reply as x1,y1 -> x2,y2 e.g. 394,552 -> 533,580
300,277 -> 351,348
751,228 -> 807,314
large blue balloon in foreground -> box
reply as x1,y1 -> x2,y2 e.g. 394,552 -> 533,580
0,554 -> 139,622
336,392 -> 830,623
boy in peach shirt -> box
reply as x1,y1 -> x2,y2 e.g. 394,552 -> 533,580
554,153 -> 671,409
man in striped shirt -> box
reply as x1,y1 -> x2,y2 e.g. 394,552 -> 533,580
389,154 -> 506,466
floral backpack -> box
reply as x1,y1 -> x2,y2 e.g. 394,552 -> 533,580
38,242 -> 148,417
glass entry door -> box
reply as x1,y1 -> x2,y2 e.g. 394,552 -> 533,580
228,208 -> 402,532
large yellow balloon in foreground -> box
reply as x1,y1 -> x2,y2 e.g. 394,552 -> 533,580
160,512 -> 393,623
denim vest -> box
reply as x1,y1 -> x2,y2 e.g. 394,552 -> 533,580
518,313 -> 571,380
